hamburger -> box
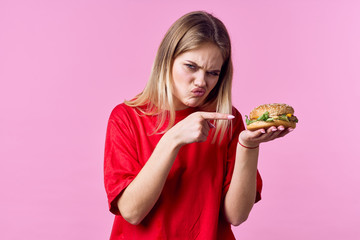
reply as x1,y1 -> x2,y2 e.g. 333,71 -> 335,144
245,103 -> 298,131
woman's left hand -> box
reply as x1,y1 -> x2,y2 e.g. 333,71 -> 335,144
238,126 -> 294,148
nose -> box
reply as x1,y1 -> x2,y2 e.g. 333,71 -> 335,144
194,71 -> 206,87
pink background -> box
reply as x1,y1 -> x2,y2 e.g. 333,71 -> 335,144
1,0 -> 359,239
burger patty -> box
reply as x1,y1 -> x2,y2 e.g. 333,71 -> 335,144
289,116 -> 298,122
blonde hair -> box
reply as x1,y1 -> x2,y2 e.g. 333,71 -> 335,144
125,11 -> 233,142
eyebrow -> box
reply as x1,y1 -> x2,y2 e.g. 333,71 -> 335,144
186,60 -> 221,72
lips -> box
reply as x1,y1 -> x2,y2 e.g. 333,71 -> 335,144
191,88 -> 206,97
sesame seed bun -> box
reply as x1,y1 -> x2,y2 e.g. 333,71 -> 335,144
249,103 -> 294,119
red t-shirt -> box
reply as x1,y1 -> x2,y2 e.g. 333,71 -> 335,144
104,103 -> 262,240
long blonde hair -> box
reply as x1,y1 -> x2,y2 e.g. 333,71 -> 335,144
125,11 -> 233,142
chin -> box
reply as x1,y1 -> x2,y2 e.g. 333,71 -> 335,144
185,100 -> 203,108
180,96 -> 207,109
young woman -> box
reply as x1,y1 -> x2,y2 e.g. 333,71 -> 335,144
104,11 -> 293,239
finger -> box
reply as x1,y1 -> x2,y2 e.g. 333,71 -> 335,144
261,126 -> 290,141
276,130 -> 290,139
193,120 -> 208,137
199,126 -> 210,142
276,127 -> 294,138
268,129 -> 284,140
200,130 -> 209,140
199,112 -> 235,120
255,128 -> 278,141
257,127 -> 276,140
267,126 -> 288,140
207,121 -> 216,129
267,126 -> 278,134
202,121 -> 210,134
248,129 -> 266,138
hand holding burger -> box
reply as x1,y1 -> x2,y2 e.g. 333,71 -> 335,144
237,103 -> 298,149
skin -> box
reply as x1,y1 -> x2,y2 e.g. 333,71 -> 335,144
224,125 -> 293,225
171,42 -> 223,110
117,42 -> 294,226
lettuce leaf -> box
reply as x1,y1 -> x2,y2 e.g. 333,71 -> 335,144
278,115 -> 289,121
246,111 -> 272,125
257,111 -> 270,121
245,115 -> 257,125
246,111 -> 298,125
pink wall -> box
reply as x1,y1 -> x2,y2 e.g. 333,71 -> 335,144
1,0 -> 359,239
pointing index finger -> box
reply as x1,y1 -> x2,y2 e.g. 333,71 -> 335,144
199,112 -> 235,120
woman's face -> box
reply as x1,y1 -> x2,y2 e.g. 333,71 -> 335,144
171,43 -> 224,110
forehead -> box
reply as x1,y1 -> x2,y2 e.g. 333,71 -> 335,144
175,43 -> 224,69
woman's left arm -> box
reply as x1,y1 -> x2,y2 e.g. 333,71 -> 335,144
223,125 -> 293,226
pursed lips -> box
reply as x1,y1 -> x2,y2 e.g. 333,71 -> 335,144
191,88 -> 206,97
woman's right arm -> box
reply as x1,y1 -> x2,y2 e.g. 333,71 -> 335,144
117,112 -> 232,225
117,130 -> 182,225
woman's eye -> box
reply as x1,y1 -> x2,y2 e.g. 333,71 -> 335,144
208,71 -> 220,77
185,64 -> 196,70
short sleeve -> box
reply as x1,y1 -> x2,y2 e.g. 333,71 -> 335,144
255,170 -> 262,203
104,106 -> 142,215
222,107 -> 263,203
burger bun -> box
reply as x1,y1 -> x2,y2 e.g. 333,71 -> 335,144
246,120 -> 296,131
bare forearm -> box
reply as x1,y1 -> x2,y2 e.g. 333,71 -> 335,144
224,144 -> 259,226
117,133 -> 180,225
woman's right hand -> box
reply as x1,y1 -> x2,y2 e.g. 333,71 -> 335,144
166,111 -> 234,147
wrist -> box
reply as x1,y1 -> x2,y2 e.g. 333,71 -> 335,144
238,139 -> 259,150
163,129 -> 183,150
